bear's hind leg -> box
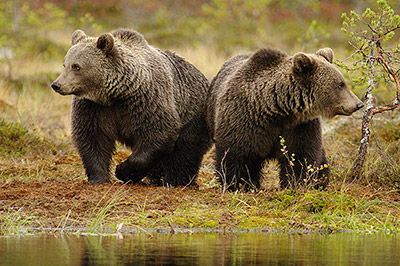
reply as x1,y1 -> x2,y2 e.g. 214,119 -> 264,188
146,165 -> 165,186
161,121 -> 212,186
115,140 -> 175,184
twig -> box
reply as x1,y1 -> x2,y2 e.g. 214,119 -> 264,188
165,217 -> 175,234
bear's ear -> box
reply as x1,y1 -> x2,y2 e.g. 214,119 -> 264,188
97,33 -> 114,56
71,30 -> 87,45
293,53 -> 316,75
316,48 -> 334,63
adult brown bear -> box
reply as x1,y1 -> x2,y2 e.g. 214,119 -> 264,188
52,29 -> 211,186
207,47 -> 364,190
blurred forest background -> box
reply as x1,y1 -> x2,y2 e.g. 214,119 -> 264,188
1,0 -> 399,82
1,0 -> 398,65
0,0 -> 399,93
0,0 -> 399,188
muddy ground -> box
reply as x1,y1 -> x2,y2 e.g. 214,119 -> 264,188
0,150 -> 282,233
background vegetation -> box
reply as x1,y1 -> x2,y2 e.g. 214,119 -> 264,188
0,0 -> 399,234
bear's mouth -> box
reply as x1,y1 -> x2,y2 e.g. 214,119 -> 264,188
69,86 -> 86,97
338,106 -> 357,116
56,90 -> 71,96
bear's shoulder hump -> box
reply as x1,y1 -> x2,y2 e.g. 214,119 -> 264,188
247,48 -> 287,69
111,28 -> 149,48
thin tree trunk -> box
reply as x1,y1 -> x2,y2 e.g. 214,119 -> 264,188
350,45 -> 376,179
350,41 -> 400,178
350,108 -> 373,178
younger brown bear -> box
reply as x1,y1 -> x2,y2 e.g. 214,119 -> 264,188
207,47 -> 364,191
52,29 -> 211,186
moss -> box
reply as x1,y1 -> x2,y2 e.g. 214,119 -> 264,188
0,119 -> 39,156
237,216 -> 274,229
0,119 -> 62,159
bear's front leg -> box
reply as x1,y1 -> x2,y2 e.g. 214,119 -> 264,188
279,118 -> 329,189
73,131 -> 116,185
71,98 -> 116,185
215,144 -> 264,191
74,135 -> 116,185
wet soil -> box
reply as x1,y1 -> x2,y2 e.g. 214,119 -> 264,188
0,151 -> 243,232
1,178 -> 205,229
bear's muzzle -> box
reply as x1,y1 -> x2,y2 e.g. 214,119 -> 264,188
356,102 -> 364,110
51,82 -> 61,92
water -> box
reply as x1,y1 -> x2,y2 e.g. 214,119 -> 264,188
1,232 -> 399,265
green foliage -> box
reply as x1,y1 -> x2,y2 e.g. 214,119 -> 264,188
198,0 -> 345,53
297,20 -> 331,50
0,0 -> 103,76
342,0 -> 400,43
279,136 -> 328,189
341,0 -> 400,180
137,7 -> 201,48
201,0 -> 270,52
341,0 -> 400,99
76,12 -> 103,34
0,1 -> 68,60
21,2 -> 67,34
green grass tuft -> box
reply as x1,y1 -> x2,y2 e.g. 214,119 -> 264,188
0,119 -> 42,156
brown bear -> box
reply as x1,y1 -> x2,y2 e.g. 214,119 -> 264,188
51,29 -> 211,186
206,47 -> 364,191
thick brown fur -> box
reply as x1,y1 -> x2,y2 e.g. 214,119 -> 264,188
52,29 -> 212,185
207,47 -> 364,191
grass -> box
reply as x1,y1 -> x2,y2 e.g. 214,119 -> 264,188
85,184 -> 127,234
1,175 -> 399,235
0,207 -> 37,235
0,45 -> 400,236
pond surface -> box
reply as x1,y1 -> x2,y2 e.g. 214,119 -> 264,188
1,232 -> 399,265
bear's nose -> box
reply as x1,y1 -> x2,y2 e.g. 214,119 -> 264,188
51,82 -> 61,91
356,102 -> 364,110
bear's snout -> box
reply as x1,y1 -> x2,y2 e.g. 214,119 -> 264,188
356,102 -> 364,110
51,82 -> 61,92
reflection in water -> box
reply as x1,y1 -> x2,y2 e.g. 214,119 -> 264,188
0,232 -> 399,265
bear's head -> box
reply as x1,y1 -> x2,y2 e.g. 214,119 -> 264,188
292,48 -> 364,118
51,30 -> 119,105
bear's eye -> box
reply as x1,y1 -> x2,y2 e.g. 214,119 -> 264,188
71,64 -> 80,71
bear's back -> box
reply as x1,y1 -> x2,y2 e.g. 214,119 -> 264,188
207,48 -> 288,135
161,50 -> 209,125
213,48 -> 288,93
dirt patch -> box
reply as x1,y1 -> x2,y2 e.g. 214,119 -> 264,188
1,152 -> 400,234
0,151 -> 224,231
1,178 -> 170,228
